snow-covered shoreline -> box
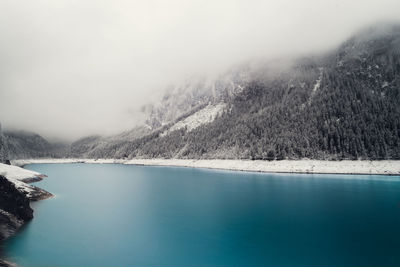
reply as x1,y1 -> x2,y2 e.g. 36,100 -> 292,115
12,158 -> 400,176
0,163 -> 52,200
0,162 -> 52,262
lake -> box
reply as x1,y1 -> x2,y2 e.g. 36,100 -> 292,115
3,163 -> 400,266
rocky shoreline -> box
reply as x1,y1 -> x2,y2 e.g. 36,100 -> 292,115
0,164 -> 52,266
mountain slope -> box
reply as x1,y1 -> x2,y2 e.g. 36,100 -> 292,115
3,131 -> 53,159
0,127 -> 8,163
80,23 -> 400,160
69,126 -> 152,158
144,67 -> 250,129
0,127 -> 66,160
4,23 -> 400,161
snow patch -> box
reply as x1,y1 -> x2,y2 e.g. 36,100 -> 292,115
12,158 -> 400,176
0,163 -> 41,180
124,159 -> 400,177
308,67 -> 324,105
161,103 -> 226,136
0,163 -> 43,197
312,68 -> 323,93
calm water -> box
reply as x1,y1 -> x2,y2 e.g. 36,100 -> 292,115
3,163 -> 400,266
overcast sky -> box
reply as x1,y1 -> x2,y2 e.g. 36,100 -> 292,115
0,0 -> 399,141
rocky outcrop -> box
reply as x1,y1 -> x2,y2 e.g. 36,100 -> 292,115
23,183 -> 53,201
0,175 -> 33,241
0,259 -> 15,267
0,172 -> 52,265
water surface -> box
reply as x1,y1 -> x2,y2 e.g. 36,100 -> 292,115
4,164 -> 400,266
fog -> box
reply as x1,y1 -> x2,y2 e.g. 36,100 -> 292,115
0,0 -> 399,141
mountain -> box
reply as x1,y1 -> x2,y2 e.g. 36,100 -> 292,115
144,66 -> 252,129
75,23 -> 400,160
4,131 -> 53,159
69,126 -> 151,158
0,127 -> 66,160
2,23 -> 400,161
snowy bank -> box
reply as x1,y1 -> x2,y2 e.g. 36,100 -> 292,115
0,163 -> 52,201
0,163 -> 52,264
12,158 -> 400,176
0,163 -> 42,181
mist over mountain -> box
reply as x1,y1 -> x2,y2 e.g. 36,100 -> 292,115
65,23 -> 400,160
1,23 -> 400,161
0,126 -> 67,160
1,0 -> 400,140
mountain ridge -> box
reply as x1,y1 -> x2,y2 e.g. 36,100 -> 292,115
2,22 -> 400,161
71,23 -> 399,160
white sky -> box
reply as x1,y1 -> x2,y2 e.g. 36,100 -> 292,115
0,0 -> 399,141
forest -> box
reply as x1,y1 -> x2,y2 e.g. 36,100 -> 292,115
2,24 -> 400,161
75,24 -> 400,160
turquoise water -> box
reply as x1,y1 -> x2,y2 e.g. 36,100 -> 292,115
3,163 -> 400,266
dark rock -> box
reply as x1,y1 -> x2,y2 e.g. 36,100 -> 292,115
0,175 -> 35,264
19,174 -> 48,184
0,176 -> 33,224
0,259 -> 16,267
19,177 -> 43,184
27,185 -> 53,201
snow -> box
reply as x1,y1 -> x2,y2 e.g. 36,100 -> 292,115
312,70 -> 323,93
12,158 -> 125,166
0,163 -> 44,197
125,159 -> 400,177
161,103 -> 226,136
0,163 -> 41,180
12,158 -> 400,176
308,67 -> 324,105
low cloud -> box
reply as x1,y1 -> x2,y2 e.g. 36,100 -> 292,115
0,0 -> 399,140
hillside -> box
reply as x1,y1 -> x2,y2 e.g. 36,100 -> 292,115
2,23 -> 400,161
0,128 -> 8,163
0,127 -> 66,161
73,23 -> 400,160
69,126 -> 151,158
144,68 -> 250,129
